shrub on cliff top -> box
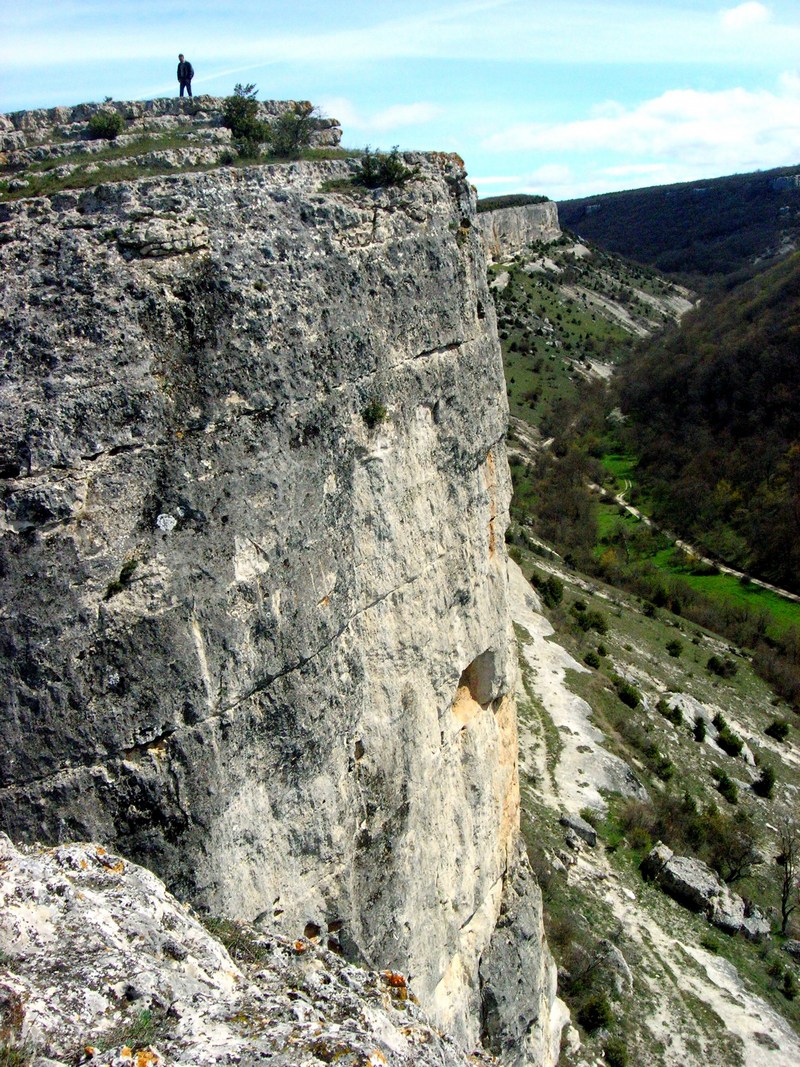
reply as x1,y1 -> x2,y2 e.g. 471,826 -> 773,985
354,146 -> 417,188
87,110 -> 125,140
222,83 -> 269,158
270,102 -> 317,159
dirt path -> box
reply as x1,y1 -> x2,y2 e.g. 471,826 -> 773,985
509,560 -> 800,1067
590,484 -> 800,606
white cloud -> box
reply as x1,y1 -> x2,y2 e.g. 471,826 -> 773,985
473,164 -> 576,199
320,97 -> 442,133
525,163 -> 575,187
369,103 -> 444,131
482,83 -> 800,175
720,2 -> 771,32
472,175 -> 522,186
4,0 -> 799,70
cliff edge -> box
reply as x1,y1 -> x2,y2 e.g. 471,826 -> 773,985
0,105 -> 562,1064
476,202 -> 561,263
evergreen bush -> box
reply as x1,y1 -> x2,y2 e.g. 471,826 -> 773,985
616,679 -> 641,708
270,102 -> 317,158
577,993 -> 613,1033
752,765 -> 776,798
362,398 -> 388,429
222,83 -> 269,158
355,146 -> 417,188
765,719 -> 790,742
87,110 -> 125,140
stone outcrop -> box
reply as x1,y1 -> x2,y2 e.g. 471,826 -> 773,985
642,844 -> 770,939
0,96 -> 342,158
559,813 -> 597,847
0,835 -> 498,1066
477,202 -> 561,263
0,96 -> 342,195
478,841 -> 568,1067
0,104 -> 562,1064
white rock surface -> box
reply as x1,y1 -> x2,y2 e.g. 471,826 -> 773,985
477,203 -> 561,263
0,835 -> 498,1067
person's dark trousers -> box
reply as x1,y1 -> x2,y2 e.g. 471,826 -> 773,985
180,81 -> 192,97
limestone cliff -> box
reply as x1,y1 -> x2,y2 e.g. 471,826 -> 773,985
0,111 -> 561,1064
477,202 -> 561,263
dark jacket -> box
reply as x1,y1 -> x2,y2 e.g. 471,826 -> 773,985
177,61 -> 194,82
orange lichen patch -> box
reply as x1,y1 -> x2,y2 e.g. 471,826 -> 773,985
318,595 -> 329,607
495,694 -> 521,858
381,971 -> 408,1000
84,1047 -> 97,1057
135,1050 -> 161,1067
121,1047 -> 133,1058
93,848 -> 125,873
429,151 -> 465,170
293,940 -> 307,954
80,859 -> 88,870
367,1050 -> 388,1066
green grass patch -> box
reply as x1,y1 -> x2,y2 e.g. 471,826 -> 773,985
14,133 -> 196,174
495,259 -> 638,435
1,161 -> 217,200
600,451 -> 639,485
593,498 -> 800,641
1,145 -> 359,202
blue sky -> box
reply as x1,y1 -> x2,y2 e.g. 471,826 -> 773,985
2,0 -> 799,199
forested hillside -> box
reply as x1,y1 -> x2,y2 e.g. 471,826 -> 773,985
558,165 -> 800,285
617,251 -> 800,594
483,217 -> 800,1066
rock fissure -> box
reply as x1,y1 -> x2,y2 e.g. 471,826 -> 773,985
217,546 -> 458,712
0,542 -> 471,794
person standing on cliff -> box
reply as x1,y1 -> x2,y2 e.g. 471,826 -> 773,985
177,54 -> 194,98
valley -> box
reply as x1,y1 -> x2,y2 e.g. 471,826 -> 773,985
482,192 -> 800,1065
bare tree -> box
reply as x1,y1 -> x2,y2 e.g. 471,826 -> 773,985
776,818 -> 799,935
708,809 -> 761,884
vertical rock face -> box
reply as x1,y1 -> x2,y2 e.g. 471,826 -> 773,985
477,202 -> 561,262
0,149 -> 559,1059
